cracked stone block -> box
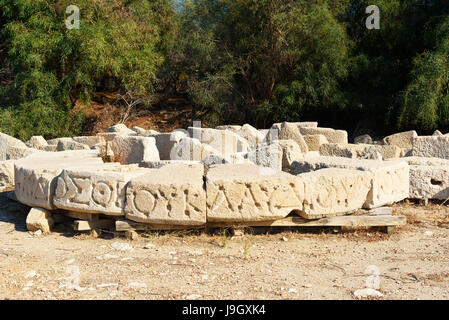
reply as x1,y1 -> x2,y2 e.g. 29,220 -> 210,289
299,127 -> 348,144
125,163 -> 206,225
319,143 -> 402,159
411,136 -> 449,159
409,165 -> 449,200
206,163 -> 302,222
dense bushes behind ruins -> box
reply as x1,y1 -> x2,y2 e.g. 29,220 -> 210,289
1,0 -> 449,140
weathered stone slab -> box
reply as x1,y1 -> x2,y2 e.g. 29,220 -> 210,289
206,164 -> 302,222
296,168 -> 372,219
73,136 -> 105,148
409,165 -> 449,200
188,127 -> 249,155
26,136 -> 48,149
319,143 -> 402,159
53,166 -> 148,215
110,136 -> 159,164
269,122 -> 309,153
150,131 -> 187,160
0,160 -> 15,190
411,136 -> 449,159
383,130 -> 417,150
398,156 -> 449,166
291,156 -> 409,208
6,146 -> 41,160
125,163 -> 206,225
0,132 -> 27,161
14,151 -> 103,209
56,140 -> 90,151
303,134 -> 329,151
299,127 -> 348,144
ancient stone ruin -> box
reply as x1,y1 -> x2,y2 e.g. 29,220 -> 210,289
3,122 -> 447,235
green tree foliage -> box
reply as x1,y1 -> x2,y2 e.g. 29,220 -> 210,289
2,0 -> 449,139
0,0 -> 176,140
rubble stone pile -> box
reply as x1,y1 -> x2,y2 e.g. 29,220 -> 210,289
0,122 -> 447,232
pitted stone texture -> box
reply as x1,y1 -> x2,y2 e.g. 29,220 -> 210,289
6,146 -> 41,160
433,130 -> 443,136
107,124 -> 136,135
246,143 -> 282,170
170,137 -> 222,162
409,165 -> 449,200
125,163 -> 206,225
150,131 -> 188,160
269,122 -> 309,153
57,140 -> 90,151
411,136 -> 449,159
14,151 -> 103,209
110,136 -> 159,164
0,132 -> 27,161
296,168 -> 372,219
26,207 -> 53,234
188,127 -> 249,155
299,127 -> 348,144
54,166 -> 148,215
319,143 -> 402,159
0,160 -> 15,190
383,130 -> 417,151
398,156 -> 449,166
291,156 -> 409,208
206,164 -> 302,222
26,136 -> 48,149
303,134 -> 329,151
73,136 -> 105,148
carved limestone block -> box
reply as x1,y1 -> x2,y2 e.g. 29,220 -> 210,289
53,166 -> 148,215
124,163 -> 206,225
206,164 -> 303,222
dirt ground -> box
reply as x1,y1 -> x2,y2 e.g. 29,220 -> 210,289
1,192 -> 449,300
